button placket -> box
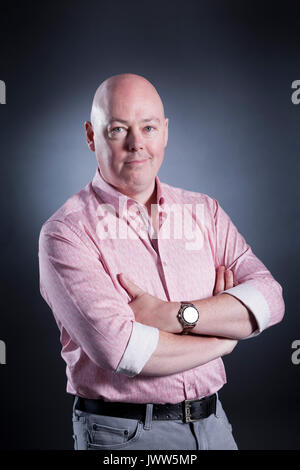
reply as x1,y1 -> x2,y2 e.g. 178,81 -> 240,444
139,206 -> 156,240
126,202 -> 149,239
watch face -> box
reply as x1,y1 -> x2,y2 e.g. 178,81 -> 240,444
183,306 -> 199,324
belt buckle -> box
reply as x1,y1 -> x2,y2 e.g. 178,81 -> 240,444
183,398 -> 201,423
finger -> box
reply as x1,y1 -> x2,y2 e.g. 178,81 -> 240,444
224,269 -> 234,290
118,273 -> 144,299
213,266 -> 225,295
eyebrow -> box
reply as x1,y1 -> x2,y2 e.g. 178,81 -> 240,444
108,117 -> 161,125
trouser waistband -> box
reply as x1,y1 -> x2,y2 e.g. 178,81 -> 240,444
72,393 -> 217,424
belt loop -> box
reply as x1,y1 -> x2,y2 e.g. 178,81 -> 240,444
214,392 -> 219,417
143,404 -> 153,430
72,395 -> 79,418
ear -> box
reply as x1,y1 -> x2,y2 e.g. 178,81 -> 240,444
85,121 -> 95,152
164,118 -> 169,148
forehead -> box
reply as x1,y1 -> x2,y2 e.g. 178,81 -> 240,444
104,83 -> 164,121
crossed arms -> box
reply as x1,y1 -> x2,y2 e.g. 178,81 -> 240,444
39,204 -> 285,379
117,267 -> 256,376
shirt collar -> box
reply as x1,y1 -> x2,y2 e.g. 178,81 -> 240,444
91,167 -> 165,218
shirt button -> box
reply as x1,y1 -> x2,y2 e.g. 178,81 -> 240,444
162,261 -> 167,267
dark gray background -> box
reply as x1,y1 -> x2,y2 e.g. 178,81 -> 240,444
0,0 -> 299,450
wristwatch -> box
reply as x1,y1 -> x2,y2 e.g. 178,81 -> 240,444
177,302 -> 199,334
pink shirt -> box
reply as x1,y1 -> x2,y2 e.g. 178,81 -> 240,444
38,168 -> 285,403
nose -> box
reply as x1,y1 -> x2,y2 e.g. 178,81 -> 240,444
126,129 -> 144,152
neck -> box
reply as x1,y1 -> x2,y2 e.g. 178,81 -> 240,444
122,180 -> 157,215
98,168 -> 157,211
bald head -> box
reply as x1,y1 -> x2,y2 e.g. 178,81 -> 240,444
90,73 -> 165,127
85,73 -> 168,203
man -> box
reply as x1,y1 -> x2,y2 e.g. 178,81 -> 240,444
38,73 -> 285,450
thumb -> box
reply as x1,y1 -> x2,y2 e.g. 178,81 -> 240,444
118,273 -> 145,298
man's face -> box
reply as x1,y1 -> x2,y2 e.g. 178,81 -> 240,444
86,78 -> 168,197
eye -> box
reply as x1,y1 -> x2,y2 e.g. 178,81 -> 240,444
144,126 -> 154,132
112,127 -> 123,133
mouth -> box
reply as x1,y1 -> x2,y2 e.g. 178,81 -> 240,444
125,159 -> 148,166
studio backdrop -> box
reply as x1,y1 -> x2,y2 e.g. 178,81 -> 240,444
0,0 -> 299,450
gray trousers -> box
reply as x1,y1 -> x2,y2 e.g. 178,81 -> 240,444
72,394 -> 238,450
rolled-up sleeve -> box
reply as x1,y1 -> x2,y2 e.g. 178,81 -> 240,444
38,219 -> 159,375
116,322 -> 159,377
213,199 -> 285,339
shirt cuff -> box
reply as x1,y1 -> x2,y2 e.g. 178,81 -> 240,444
222,283 -> 271,339
115,322 -> 159,377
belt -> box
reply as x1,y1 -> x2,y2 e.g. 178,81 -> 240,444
74,393 -> 217,424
